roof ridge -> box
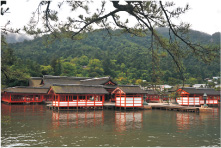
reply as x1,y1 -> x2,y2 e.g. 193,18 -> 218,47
196,88 -> 214,89
43,75 -> 90,79
30,77 -> 42,79
12,86 -> 48,89
118,85 -> 140,87
52,84 -> 105,87
80,77 -> 110,81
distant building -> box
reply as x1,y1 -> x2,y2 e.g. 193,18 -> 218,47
145,90 -> 168,103
145,90 -> 160,102
176,87 -> 220,106
212,77 -> 220,80
192,84 -> 206,88
159,85 -> 172,91
215,84 -> 221,88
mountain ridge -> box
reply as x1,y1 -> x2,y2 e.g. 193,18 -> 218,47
2,28 -> 219,87
5,28 -> 220,44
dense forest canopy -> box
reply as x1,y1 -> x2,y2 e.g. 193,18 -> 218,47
1,29 -> 220,88
1,1 -> 220,88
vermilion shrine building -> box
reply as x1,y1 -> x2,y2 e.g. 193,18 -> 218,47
2,76 -> 219,108
176,87 -> 220,106
1,75 -> 146,109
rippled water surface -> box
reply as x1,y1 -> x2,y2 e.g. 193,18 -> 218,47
1,104 -> 220,147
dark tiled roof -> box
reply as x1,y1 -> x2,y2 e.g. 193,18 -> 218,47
3,86 -> 49,94
29,77 -> 42,87
41,75 -> 90,88
51,84 -> 109,94
30,77 -> 42,79
146,90 -> 159,95
33,75 -> 118,88
103,85 -> 118,89
43,75 -> 90,80
117,85 -> 147,94
80,77 -> 117,85
181,87 -> 220,95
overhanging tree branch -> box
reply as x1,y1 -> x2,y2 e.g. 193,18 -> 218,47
8,0 -> 218,85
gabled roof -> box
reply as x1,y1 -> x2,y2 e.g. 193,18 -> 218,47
80,77 -> 117,86
178,87 -> 220,95
40,75 -> 90,88
146,90 -> 159,95
31,75 -> 118,88
29,77 -> 42,87
112,85 -> 147,94
50,84 -> 109,94
3,86 -> 49,94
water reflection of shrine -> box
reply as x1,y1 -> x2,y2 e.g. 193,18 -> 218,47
115,111 -> 143,132
1,103 -> 44,116
176,108 -> 219,132
52,110 -> 104,128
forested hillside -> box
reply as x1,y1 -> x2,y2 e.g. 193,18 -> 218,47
2,29 -> 220,87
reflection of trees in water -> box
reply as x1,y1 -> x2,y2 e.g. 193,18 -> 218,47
176,108 -> 219,133
115,111 -> 143,132
52,111 -> 104,129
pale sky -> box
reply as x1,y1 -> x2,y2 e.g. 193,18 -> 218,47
1,0 -> 221,35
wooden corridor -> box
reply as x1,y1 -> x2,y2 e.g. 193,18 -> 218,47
149,103 -> 200,112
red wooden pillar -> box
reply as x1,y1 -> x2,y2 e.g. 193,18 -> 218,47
142,94 -> 143,107
10,94 -> 11,103
86,95 -> 87,107
94,95 -> 95,106
188,95 -> 189,106
103,95 -> 105,102
68,95 -> 69,107
56,95 -> 58,106
182,95 -> 183,105
133,95 -> 134,107
58,94 -> 60,108
120,93 -> 121,107
102,95 -> 104,106
54,95 -> 56,106
77,95 -> 79,107
124,94 -> 126,107
194,95 -> 195,107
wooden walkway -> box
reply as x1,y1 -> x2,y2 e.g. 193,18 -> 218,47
46,104 -> 103,110
47,102 -> 144,110
46,103 -> 211,113
149,103 -> 200,113
103,102 -> 115,109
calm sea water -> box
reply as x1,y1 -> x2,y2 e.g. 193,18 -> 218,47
1,103 -> 220,147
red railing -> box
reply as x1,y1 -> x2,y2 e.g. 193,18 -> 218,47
1,94 -> 44,103
115,94 -> 143,107
52,94 -> 105,107
177,95 -> 219,106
